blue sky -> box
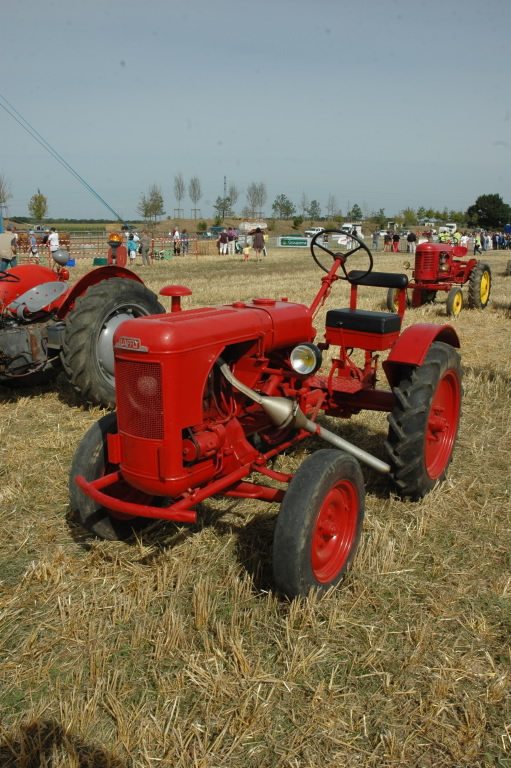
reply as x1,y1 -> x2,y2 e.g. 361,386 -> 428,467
1,0 -> 510,221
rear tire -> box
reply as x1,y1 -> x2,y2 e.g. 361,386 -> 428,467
272,449 -> 365,599
62,278 -> 164,408
467,262 -> 491,309
69,412 -> 152,540
385,341 -> 462,500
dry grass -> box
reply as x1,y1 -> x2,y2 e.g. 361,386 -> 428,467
0,247 -> 510,767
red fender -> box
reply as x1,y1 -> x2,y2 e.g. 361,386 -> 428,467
383,323 -> 460,389
55,265 -> 144,318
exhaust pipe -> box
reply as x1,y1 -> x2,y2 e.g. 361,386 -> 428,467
218,360 -> 391,474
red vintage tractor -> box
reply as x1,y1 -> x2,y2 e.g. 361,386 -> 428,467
70,230 -> 463,599
0,242 -> 163,406
386,241 -> 492,317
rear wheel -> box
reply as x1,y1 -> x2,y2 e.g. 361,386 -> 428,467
386,287 -> 400,311
272,450 -> 365,598
69,412 -> 154,540
62,278 -> 164,408
385,341 -> 462,500
420,290 -> 437,304
468,263 -> 491,308
446,287 -> 463,317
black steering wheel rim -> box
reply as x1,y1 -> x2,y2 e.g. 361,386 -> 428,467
310,228 -> 373,283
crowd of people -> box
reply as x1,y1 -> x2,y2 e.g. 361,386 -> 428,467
372,227 -> 511,256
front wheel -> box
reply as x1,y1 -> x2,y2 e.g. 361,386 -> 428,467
446,286 -> 463,317
62,278 -> 164,408
385,341 -> 462,500
272,449 -> 365,599
69,412 -> 152,540
467,262 -> 491,309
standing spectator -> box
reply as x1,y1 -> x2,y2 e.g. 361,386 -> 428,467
0,226 -> 17,271
406,231 -> 417,254
227,227 -> 237,256
473,233 -> 482,255
28,231 -> 40,262
372,230 -> 379,251
181,229 -> 189,255
139,230 -> 151,266
392,232 -> 400,253
383,232 -> 392,252
127,234 -> 138,265
217,228 -> 229,255
460,232 -> 470,250
172,228 -> 181,256
47,227 -> 60,257
252,227 -> 265,261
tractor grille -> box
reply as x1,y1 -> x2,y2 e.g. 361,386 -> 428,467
116,359 -> 164,440
415,252 -> 436,278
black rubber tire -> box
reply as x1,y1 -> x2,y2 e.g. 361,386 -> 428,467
420,290 -> 437,304
62,278 -> 164,408
386,287 -> 399,312
446,287 -> 463,317
506,259 -> 511,276
69,412 -> 151,540
467,262 -> 491,309
272,449 -> 365,599
385,341 -> 462,500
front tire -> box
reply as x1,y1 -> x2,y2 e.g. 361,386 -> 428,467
69,412 -> 151,540
446,287 -> 463,317
385,341 -> 462,500
468,262 -> 491,309
62,278 -> 164,408
272,450 -> 365,599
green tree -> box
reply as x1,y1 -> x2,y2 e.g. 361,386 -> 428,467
292,215 -> 303,231
466,193 -> 511,228
137,184 -> 165,223
400,207 -> 417,226
28,188 -> 48,221
416,206 -> 426,221
212,196 -> 233,219
272,194 -> 296,218
346,203 -> 362,220
307,200 -> 321,221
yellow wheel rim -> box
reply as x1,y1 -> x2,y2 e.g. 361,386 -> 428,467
451,291 -> 463,316
480,271 -> 490,304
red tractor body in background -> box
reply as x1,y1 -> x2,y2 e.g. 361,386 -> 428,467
0,257 -> 163,406
71,232 -> 463,598
387,241 -> 492,317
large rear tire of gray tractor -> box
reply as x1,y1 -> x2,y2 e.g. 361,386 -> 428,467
272,449 -> 365,599
62,278 -> 164,408
467,262 -> 491,309
70,412 -> 153,540
385,341 -> 462,500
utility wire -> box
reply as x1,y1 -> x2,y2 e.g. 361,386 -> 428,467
0,93 -> 128,225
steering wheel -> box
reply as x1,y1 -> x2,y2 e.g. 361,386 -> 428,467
311,229 -> 373,282
0,271 -> 21,282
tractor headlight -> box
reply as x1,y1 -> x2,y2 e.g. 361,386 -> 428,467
290,343 -> 322,375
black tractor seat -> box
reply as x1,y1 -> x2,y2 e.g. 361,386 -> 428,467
347,270 -> 408,289
326,308 -> 401,335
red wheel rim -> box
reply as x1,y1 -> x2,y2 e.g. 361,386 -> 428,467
425,369 -> 460,479
311,480 -> 359,583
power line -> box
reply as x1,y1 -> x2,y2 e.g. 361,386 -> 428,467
0,93 -> 127,224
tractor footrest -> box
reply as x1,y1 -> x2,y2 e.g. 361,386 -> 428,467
325,309 -> 402,350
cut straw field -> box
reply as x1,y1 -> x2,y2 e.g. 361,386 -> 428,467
0,246 -> 510,767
